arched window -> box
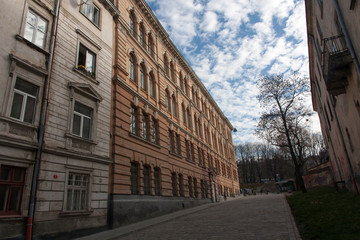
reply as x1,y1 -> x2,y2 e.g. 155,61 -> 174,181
140,63 -> 146,90
164,55 -> 169,75
179,73 -> 184,91
129,11 -> 136,37
129,54 -> 136,82
154,168 -> 161,196
172,95 -> 177,116
170,62 -> 175,82
165,90 -> 170,112
148,34 -> 154,57
143,165 -> 151,195
149,72 -> 155,98
130,162 -> 139,194
139,23 -> 145,47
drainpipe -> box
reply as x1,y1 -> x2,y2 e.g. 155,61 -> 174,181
332,0 -> 359,194
26,0 -> 60,239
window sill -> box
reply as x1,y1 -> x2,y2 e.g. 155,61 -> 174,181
59,210 -> 93,217
15,34 -> 50,56
73,67 -> 99,85
129,133 -> 160,149
0,116 -> 37,130
65,132 -> 98,145
169,151 -> 182,159
0,215 -> 24,220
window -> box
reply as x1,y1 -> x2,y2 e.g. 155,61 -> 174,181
139,24 -> 145,47
170,63 -> 175,82
130,162 -> 139,194
180,74 -> 184,91
185,140 -> 190,160
184,80 -> 189,96
204,181 -> 208,198
165,90 -> 170,112
143,165 -> 150,195
193,178 -> 198,198
149,73 -> 155,98
172,95 -> 177,116
129,54 -> 135,82
72,101 -> 92,139
200,180 -> 205,198
164,56 -> 169,75
193,115 -> 197,134
130,106 -> 137,135
129,12 -> 136,37
169,130 -> 174,153
186,108 -> 191,128
24,10 -> 47,48
191,143 -> 195,162
151,118 -> 158,144
176,134 -> 181,155
140,64 -> 146,90
66,172 -> 89,211
154,168 -> 161,196
80,2 -> 99,26
198,147 -> 202,166
10,78 -> 38,124
0,166 -> 25,215
188,176 -> 193,198
182,104 -> 186,125
171,172 -> 177,196
77,43 -> 96,78
142,113 -> 148,140
192,87 -> 196,104
148,34 -> 154,57
178,174 -> 184,197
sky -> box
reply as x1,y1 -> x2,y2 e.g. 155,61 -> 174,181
146,0 -> 321,144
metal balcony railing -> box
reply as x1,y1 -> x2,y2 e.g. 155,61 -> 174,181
322,34 -> 352,95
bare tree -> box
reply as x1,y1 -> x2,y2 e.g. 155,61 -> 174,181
255,73 -> 312,193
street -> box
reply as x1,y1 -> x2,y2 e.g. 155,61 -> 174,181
79,194 -> 301,240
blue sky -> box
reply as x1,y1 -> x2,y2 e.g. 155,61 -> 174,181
146,0 -> 321,143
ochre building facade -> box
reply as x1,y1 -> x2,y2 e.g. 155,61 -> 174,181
305,0 -> 360,193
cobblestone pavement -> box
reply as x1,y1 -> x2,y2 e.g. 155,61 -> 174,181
78,194 -> 301,240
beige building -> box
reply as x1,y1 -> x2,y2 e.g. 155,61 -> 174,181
305,0 -> 360,192
0,0 -> 118,238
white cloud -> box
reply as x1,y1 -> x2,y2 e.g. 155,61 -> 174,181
148,0 -> 321,144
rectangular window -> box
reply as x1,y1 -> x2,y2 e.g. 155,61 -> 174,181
185,140 -> 190,159
10,78 -> 39,124
0,166 -> 25,216
176,134 -> 181,155
80,2 -> 99,26
66,173 -> 89,211
193,178 -> 198,198
169,130 -> 174,152
72,101 -> 92,139
152,118 -> 157,144
154,168 -> 160,196
130,107 -> 137,135
188,176 -> 193,198
77,43 -> 96,78
178,174 -> 184,197
24,10 -> 47,48
142,114 -> 148,140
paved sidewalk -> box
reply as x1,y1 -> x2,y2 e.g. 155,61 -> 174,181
77,194 -> 301,240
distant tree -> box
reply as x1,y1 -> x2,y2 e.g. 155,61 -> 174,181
255,73 -> 312,193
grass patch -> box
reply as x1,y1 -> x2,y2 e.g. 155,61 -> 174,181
286,187 -> 360,240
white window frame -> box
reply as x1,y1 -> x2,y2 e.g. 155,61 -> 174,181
24,9 -> 48,48
72,101 -> 93,139
80,1 -> 100,26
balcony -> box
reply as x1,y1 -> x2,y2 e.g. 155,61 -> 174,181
322,34 -> 352,95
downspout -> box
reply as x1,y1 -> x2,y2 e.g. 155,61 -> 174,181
26,0 -> 60,239
332,0 -> 359,194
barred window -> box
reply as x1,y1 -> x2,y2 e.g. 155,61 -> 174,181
66,173 -> 89,211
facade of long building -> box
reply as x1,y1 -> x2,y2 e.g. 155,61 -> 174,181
110,0 -> 239,227
0,0 -> 239,239
305,0 -> 360,192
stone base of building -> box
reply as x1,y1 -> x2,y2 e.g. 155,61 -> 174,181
109,195 -> 211,228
